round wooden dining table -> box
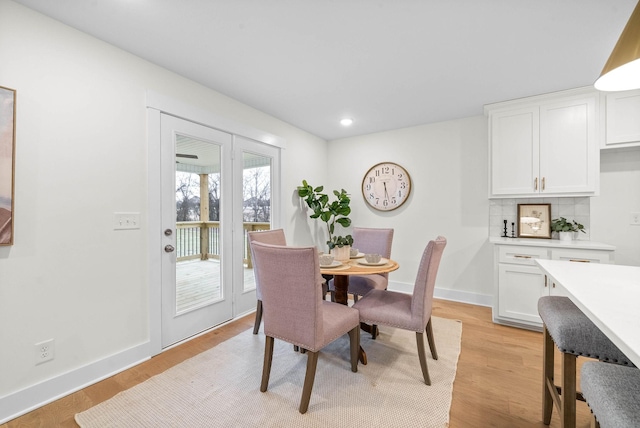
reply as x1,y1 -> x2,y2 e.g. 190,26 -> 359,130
320,256 -> 399,364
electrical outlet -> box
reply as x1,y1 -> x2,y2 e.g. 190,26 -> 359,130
114,212 -> 141,230
34,339 -> 55,365
631,212 -> 640,226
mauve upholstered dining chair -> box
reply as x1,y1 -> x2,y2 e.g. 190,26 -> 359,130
328,227 -> 394,301
352,236 -> 447,385
247,229 -> 287,335
250,241 -> 361,413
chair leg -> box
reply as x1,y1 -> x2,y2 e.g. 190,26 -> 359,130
253,299 -> 263,335
330,290 -> 336,302
348,326 -> 360,373
416,332 -> 431,385
299,351 -> 319,414
542,325 -> 554,425
260,336 -> 274,392
371,324 -> 379,339
426,317 -> 438,360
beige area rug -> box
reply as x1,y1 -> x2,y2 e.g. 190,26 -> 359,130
76,317 -> 462,427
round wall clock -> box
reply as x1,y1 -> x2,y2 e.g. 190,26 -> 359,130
361,162 -> 412,211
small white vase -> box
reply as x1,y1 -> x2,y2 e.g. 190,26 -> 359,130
331,245 -> 351,261
558,231 -> 573,241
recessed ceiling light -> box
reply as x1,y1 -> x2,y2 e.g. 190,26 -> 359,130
340,118 -> 353,126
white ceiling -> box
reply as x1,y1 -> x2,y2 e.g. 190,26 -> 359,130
13,0 -> 638,140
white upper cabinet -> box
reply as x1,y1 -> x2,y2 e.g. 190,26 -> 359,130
486,88 -> 599,198
602,89 -> 640,148
490,106 -> 539,196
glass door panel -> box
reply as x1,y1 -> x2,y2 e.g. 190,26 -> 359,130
233,136 -> 280,316
174,136 -> 222,313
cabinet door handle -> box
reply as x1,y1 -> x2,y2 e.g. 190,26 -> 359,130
534,177 -> 538,190
569,259 -> 591,263
513,255 -> 532,259
542,177 -> 545,191
544,275 -> 548,287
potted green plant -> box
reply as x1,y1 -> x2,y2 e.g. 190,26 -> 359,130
550,217 -> 586,241
297,180 -> 353,260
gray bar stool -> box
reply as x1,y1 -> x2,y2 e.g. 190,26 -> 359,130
538,296 -> 635,428
581,362 -> 640,428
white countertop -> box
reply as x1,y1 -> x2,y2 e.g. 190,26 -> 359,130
490,237 -> 616,251
536,259 -> 640,367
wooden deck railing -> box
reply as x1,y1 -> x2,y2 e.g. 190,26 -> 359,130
176,221 -> 270,266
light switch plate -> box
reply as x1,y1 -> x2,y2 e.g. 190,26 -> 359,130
114,212 -> 141,230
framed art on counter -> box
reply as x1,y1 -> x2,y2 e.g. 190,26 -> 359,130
517,203 -> 551,239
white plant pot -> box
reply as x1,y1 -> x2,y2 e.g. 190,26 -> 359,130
331,245 -> 351,261
558,231 -> 573,241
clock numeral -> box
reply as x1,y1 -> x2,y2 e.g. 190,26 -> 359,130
400,182 -> 406,189
383,198 -> 389,207
368,177 -> 375,184
368,192 -> 375,200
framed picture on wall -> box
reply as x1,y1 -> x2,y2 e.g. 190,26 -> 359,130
0,85 -> 16,246
517,203 -> 551,239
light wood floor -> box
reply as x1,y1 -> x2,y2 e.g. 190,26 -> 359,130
2,299 -> 593,427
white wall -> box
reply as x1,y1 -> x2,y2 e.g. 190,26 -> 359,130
326,116 -> 494,304
591,147 -> 640,266
0,0 -> 326,421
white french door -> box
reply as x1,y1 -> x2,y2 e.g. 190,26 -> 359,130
160,114 -> 233,347
158,114 -> 280,348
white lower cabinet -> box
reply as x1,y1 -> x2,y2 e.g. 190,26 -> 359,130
491,238 -> 615,330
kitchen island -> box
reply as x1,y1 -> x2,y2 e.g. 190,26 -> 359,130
536,259 -> 640,367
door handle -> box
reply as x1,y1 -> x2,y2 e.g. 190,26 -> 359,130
164,245 -> 175,253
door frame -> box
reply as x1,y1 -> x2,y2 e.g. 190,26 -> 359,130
146,92 -> 285,356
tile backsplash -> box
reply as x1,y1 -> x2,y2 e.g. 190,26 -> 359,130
489,197 -> 590,240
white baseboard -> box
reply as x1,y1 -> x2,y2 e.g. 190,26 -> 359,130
387,281 -> 493,308
0,342 -> 150,424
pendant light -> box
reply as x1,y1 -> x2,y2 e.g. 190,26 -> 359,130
594,1 -> 640,91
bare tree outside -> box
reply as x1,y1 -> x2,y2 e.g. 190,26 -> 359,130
243,166 -> 270,222
175,172 -> 200,221
176,167 -> 270,223
208,173 -> 220,221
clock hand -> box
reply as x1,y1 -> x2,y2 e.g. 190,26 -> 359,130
383,182 -> 389,199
